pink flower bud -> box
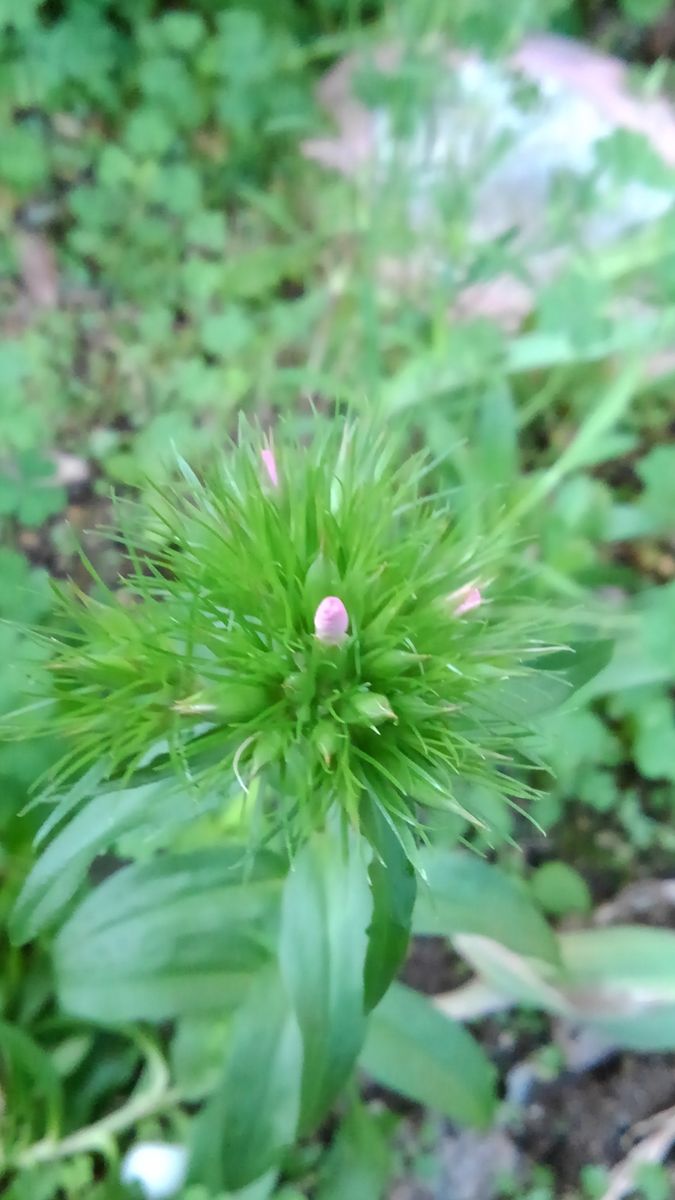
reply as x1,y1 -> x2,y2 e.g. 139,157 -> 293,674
314,595 -> 349,645
451,584 -> 482,616
261,448 -> 278,489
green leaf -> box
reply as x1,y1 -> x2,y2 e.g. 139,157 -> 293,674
459,924 -> 675,1051
53,848 -> 283,1023
535,267 -> 609,350
12,770 -> 248,945
0,124 -> 50,193
381,319 -> 660,416
511,366 -> 641,522
199,306 -> 254,358
12,781 -> 166,943
620,0 -> 671,23
171,1014 -> 231,1101
414,849 -> 559,965
0,452 -> 66,526
637,445 -> 675,531
534,639 -> 614,695
158,11 -> 205,52
315,1101 -> 396,1200
632,1163 -> 671,1200
640,582 -> 675,676
0,548 -> 52,622
474,381 -> 518,488
124,107 -> 175,158
363,810 -> 416,1011
633,693 -> 675,782
559,925 -> 675,1050
279,831 -> 372,1133
361,983 -> 496,1127
484,639 -> 613,723
596,129 -> 674,188
482,669 -> 572,723
576,633 -> 675,701
530,862 -> 591,917
188,967 -> 302,1192
185,209 -> 228,252
139,54 -> 205,129
152,162 -> 203,216
0,1018 -> 63,1140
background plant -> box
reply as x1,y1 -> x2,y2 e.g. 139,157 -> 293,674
3,0 -> 675,1197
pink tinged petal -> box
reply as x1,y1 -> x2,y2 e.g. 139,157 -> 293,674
261,448 -> 278,489
451,584 -> 482,616
314,595 -> 349,645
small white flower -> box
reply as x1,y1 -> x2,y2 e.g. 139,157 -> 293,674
120,1142 -> 187,1199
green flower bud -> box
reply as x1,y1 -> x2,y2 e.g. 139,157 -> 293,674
312,719 -> 341,766
341,691 -> 396,727
211,683 -> 269,724
304,550 -> 338,607
394,696 -> 450,721
173,694 -> 217,716
251,729 -> 285,774
366,649 -> 428,675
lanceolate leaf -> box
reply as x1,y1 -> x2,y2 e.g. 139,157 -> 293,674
480,670 -> 572,723
363,810 -> 416,1012
455,924 -> 675,1052
534,639 -> 614,697
188,967 -> 302,1192
414,849 -> 559,965
279,830 -> 372,1134
315,1100 -> 396,1200
480,639 -> 613,725
360,983 -> 496,1127
54,848 -> 284,1023
0,1018 -> 63,1139
11,779 -> 207,943
558,925 -> 675,1050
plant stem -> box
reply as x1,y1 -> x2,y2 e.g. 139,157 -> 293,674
13,1083 -> 182,1170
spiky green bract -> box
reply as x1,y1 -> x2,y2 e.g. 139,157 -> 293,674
39,422 -> 551,857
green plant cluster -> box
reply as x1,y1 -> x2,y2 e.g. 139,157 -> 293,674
35,423 -> 562,850
3,1 -> 675,1199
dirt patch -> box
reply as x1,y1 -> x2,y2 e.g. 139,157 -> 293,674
400,936 -> 464,996
394,929 -> 675,1197
514,1052 -> 675,1190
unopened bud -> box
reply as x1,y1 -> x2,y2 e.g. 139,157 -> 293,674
314,595 -> 349,645
313,719 -> 340,766
251,729 -> 284,773
342,691 -> 396,727
367,649 -> 428,674
450,584 -> 482,616
304,550 -> 337,605
212,682 -> 268,723
260,447 -> 278,489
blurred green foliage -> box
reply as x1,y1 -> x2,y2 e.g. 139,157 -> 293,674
2,1 -> 675,1197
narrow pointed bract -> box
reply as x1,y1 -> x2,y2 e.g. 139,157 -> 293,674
34,422 -> 556,859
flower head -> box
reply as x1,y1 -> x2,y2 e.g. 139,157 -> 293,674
38,422 -> 555,857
